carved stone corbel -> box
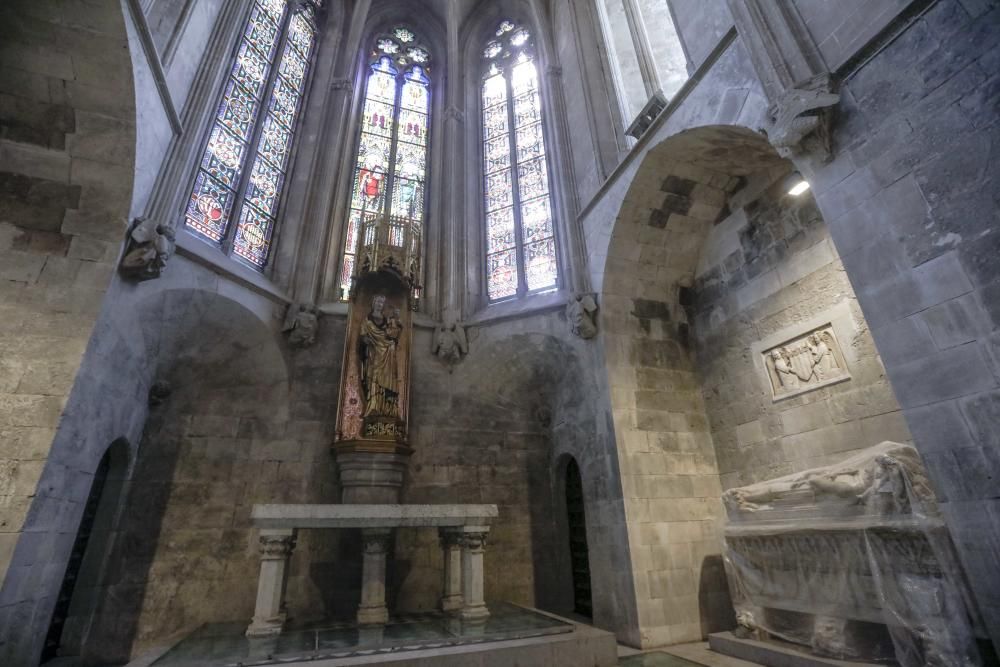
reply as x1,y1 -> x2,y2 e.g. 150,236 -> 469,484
566,293 -> 598,339
120,217 -> 175,281
764,73 -> 840,160
432,313 -> 469,367
443,106 -> 465,123
282,302 -> 319,347
727,0 -> 840,160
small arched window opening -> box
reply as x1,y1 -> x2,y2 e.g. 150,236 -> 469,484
339,26 -> 432,302
183,0 -> 323,269
565,457 -> 592,618
481,20 -> 559,302
42,439 -> 131,663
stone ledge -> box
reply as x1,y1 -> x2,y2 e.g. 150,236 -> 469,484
709,631 -> 883,667
250,503 -> 500,529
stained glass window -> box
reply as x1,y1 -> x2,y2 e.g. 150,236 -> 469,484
339,27 -> 431,300
482,21 -> 557,301
184,0 -> 321,269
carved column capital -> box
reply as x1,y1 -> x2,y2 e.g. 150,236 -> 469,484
459,531 -> 488,552
444,105 -> 465,123
258,532 -> 297,560
439,528 -> 463,549
362,528 -> 393,554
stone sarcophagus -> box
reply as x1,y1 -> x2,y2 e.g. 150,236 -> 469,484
722,442 -> 985,666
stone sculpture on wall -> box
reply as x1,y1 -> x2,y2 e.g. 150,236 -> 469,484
432,315 -> 469,365
282,302 -> 319,347
120,217 -> 175,281
763,324 -> 849,399
764,73 -> 840,160
567,293 -> 599,339
723,442 -> 984,666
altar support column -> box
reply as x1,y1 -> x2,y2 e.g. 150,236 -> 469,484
357,528 -> 393,625
439,528 -> 464,612
458,526 -> 490,622
246,528 -> 297,637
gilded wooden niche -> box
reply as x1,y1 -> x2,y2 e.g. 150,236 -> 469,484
335,272 -> 413,455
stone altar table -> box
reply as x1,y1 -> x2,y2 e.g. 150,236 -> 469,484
245,504 -> 499,637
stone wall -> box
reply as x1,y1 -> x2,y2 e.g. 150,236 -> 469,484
0,2 -> 137,661
801,0 -> 1000,646
67,296 -> 632,661
688,169 -> 911,491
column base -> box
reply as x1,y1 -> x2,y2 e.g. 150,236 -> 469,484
357,605 -> 389,625
441,594 -> 464,613
245,613 -> 285,638
459,604 -> 490,623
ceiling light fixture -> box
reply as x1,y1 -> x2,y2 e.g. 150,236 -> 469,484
786,173 -> 810,196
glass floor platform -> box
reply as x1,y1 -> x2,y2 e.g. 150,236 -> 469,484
152,602 -> 573,666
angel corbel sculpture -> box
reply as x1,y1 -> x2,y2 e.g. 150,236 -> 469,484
567,293 -> 598,339
282,302 -> 319,348
432,314 -> 468,367
120,217 -> 175,281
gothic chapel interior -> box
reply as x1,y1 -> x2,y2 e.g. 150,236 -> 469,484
1,0 -> 999,666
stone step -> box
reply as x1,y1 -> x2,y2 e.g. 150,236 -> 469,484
708,632 -> 886,667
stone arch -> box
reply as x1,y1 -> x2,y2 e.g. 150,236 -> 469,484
595,123 -> 912,647
59,286 -> 293,662
0,0 -> 140,663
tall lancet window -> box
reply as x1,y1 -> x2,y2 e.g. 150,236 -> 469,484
339,27 -> 432,301
184,0 -> 321,268
482,20 -> 558,301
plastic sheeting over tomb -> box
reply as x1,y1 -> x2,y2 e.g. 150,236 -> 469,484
722,441 -> 985,666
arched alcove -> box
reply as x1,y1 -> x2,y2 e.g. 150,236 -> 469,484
598,124 -> 918,646
0,0 -> 139,662
74,288 -> 294,662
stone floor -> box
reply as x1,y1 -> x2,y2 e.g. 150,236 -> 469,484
618,641 -> 763,667
141,603 -> 575,666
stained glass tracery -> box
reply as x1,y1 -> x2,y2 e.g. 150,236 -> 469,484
185,0 -> 320,268
340,27 -> 431,300
482,21 -> 557,300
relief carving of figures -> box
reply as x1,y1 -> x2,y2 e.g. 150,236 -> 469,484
764,325 -> 849,399
282,302 -> 319,347
567,293 -> 598,339
432,313 -> 468,366
120,217 -> 176,281
360,294 -> 401,419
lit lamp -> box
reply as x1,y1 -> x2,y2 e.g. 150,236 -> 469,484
785,172 -> 811,196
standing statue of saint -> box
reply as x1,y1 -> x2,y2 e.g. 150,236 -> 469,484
360,294 -> 401,419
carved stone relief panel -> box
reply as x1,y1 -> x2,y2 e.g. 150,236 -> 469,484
762,323 -> 849,400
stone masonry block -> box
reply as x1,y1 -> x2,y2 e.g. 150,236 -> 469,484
891,342 -> 996,408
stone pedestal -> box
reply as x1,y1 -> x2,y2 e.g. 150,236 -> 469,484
439,528 -> 464,612
458,526 -> 490,623
246,528 -> 297,637
334,450 -> 411,504
357,528 -> 393,625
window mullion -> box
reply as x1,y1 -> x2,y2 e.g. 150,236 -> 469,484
505,67 -> 528,298
222,3 -> 294,255
383,73 -> 405,223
